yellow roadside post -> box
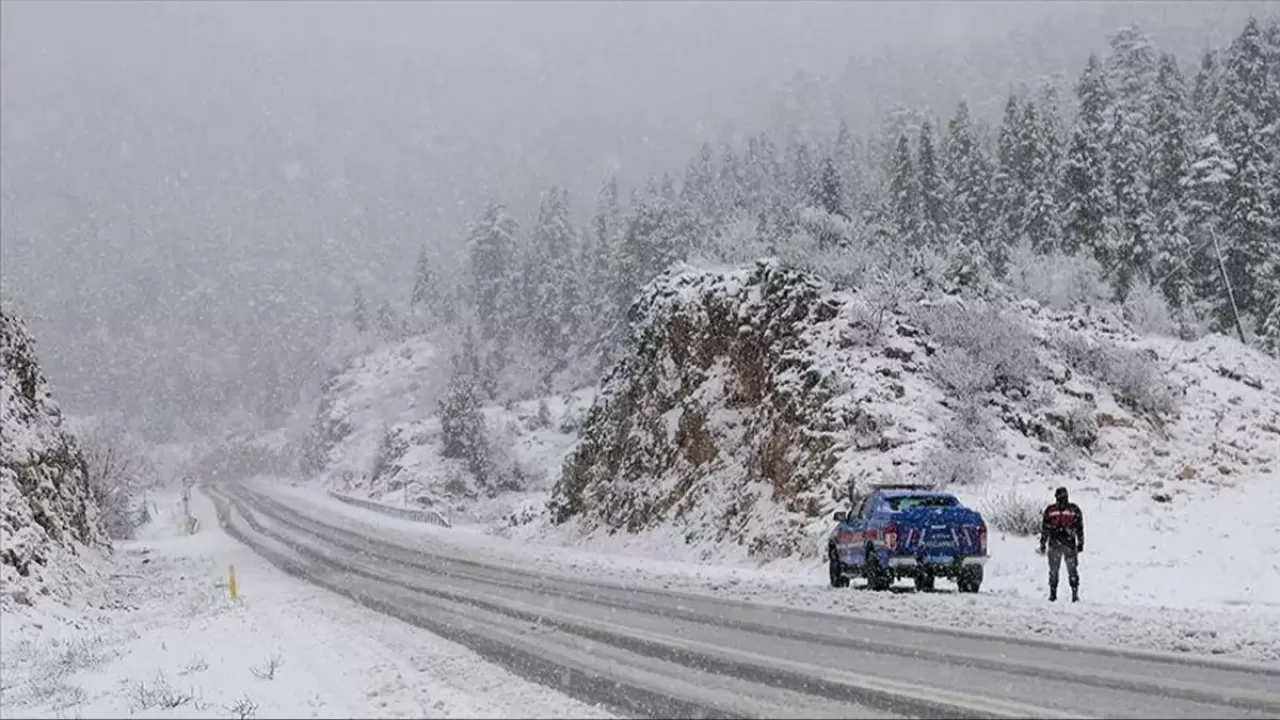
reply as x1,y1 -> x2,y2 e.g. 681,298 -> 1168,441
229,564 -> 238,600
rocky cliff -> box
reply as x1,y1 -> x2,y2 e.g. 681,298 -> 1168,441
1,308 -> 106,603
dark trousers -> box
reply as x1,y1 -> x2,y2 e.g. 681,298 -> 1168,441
1047,543 -> 1079,591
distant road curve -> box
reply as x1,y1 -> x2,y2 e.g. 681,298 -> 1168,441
205,482 -> 1280,720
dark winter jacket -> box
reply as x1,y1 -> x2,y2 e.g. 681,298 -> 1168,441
1040,502 -> 1084,549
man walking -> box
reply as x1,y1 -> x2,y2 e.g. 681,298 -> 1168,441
1039,486 -> 1084,602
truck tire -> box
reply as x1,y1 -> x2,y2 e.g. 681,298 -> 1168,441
865,549 -> 893,591
828,546 -> 850,588
914,573 -> 935,592
957,566 -> 983,593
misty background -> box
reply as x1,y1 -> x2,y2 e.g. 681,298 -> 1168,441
1,0 -> 1269,441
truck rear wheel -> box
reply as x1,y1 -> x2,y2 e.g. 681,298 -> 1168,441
865,550 -> 893,591
957,566 -> 983,593
828,546 -> 850,588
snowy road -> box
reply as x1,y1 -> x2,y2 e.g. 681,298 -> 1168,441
207,482 -> 1280,720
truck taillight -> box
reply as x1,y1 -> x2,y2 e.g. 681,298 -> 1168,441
884,524 -> 898,551
979,524 -> 987,554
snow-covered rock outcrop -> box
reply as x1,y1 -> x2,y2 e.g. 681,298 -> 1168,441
550,260 -> 1280,562
1,309 -> 107,603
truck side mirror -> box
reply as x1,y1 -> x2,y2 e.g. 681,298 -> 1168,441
833,511 -> 848,523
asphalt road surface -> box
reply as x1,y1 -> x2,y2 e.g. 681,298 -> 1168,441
205,482 -> 1280,720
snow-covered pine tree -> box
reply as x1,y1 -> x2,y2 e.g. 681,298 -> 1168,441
409,246 -> 443,327
1181,132 -> 1238,334
437,328 -> 491,487
465,201 -> 521,356
660,173 -> 677,202
717,142 -> 748,214
916,118 -> 949,250
807,155 -> 848,251
1191,49 -> 1223,139
1020,97 -> 1064,253
682,142 -> 719,221
994,93 -> 1028,255
527,186 -> 582,366
1063,53 -> 1114,262
580,176 -> 623,366
832,120 -> 865,218
813,155 -> 847,218
887,133 -> 920,247
1104,24 -> 1159,298
1261,294 -> 1280,357
375,298 -> 402,341
1148,53 -> 1195,306
351,287 -> 369,334
1150,54 -> 1193,212
944,99 -> 996,278
1210,17 -> 1278,336
613,183 -> 684,327
786,136 -> 817,208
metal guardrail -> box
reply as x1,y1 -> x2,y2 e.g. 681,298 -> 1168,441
327,491 -> 452,528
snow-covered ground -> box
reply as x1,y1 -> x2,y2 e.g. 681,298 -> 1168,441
0,489 -> 612,719
258,478 -> 1280,665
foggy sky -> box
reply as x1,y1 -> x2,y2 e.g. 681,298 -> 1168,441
1,0 -> 1269,439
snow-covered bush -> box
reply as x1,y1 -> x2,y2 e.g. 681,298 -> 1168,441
940,398 -> 1003,454
80,422 -> 155,540
1053,331 -> 1178,415
915,301 -> 1039,396
1007,239 -> 1112,311
983,487 -> 1042,536
921,447 -> 989,486
1123,280 -> 1178,337
1062,402 -> 1099,450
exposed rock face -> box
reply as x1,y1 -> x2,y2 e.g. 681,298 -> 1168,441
551,261 -> 882,560
1,309 -> 107,600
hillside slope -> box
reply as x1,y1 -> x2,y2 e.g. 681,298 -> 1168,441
0,309 -> 107,605
547,260 -> 1280,564
295,332 -> 595,523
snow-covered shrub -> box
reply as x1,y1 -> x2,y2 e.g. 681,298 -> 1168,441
915,301 -> 1039,396
1123,280 -> 1177,337
80,422 -> 154,540
940,398 -> 1004,454
1053,402 -> 1099,450
1007,239 -> 1112,311
922,448 -> 989,487
983,487 -> 1042,536
1053,331 -> 1178,416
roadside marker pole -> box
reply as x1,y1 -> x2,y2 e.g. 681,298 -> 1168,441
229,564 -> 238,600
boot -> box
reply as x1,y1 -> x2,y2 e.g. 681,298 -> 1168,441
1071,586 -> 1079,603
1049,587 -> 1057,602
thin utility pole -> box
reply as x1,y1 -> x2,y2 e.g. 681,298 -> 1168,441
1210,227 -> 1248,344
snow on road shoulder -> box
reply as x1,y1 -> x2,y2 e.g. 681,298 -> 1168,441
0,489 -> 613,719
256,479 -> 1280,666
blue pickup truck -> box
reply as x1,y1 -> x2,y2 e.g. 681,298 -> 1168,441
827,483 -> 988,593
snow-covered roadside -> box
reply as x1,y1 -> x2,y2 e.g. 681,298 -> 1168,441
257,479 -> 1280,666
0,489 -> 613,719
